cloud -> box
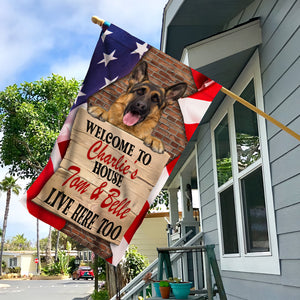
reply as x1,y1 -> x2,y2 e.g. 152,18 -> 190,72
0,192 -> 50,242
0,2 -> 53,89
92,0 -> 167,45
0,0 -> 167,90
0,165 -> 49,242
50,55 -> 91,82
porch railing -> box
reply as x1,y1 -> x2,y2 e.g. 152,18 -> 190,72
111,232 -> 226,300
111,230 -> 195,300
156,244 -> 227,300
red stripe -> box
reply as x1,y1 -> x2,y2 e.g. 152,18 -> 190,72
191,68 -> 222,102
189,82 -> 222,102
191,68 -> 209,90
166,156 -> 180,175
185,123 -> 199,141
124,201 -> 150,243
106,256 -> 113,264
58,140 -> 70,158
26,159 -> 66,230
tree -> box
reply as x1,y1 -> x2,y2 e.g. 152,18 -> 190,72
123,245 -> 149,282
0,74 -> 80,181
50,229 -> 85,251
45,226 -> 52,265
36,219 -> 41,274
0,176 -> 21,275
5,233 -> 32,250
39,229 -> 84,256
0,75 -> 80,275
150,190 -> 169,211
41,250 -> 71,276
106,246 -> 149,298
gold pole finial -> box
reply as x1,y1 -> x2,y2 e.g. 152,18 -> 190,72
91,16 -> 105,27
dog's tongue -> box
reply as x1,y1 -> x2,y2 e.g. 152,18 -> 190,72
123,112 -> 141,126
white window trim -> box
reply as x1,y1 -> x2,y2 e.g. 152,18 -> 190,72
211,50 -> 280,275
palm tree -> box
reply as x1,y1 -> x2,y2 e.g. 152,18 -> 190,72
0,176 -> 21,275
10,233 -> 31,250
45,226 -> 52,265
36,218 -> 41,274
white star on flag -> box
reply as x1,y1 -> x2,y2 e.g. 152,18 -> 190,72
98,50 -> 118,67
131,42 -> 149,59
104,76 -> 118,87
73,87 -> 86,105
101,29 -> 112,43
24,22 -> 153,267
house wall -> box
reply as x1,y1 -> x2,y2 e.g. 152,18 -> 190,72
20,254 -> 36,276
2,252 -> 36,275
197,0 -> 300,299
2,254 -> 19,272
2,255 -> 12,273
130,213 -> 168,263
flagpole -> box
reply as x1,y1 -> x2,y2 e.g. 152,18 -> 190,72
91,16 -> 105,27
220,86 -> 300,141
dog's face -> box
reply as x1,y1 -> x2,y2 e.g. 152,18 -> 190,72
123,81 -> 167,126
121,61 -> 187,128
88,61 -> 187,153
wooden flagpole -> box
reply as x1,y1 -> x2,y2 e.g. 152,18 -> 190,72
90,16 -> 300,142
220,86 -> 300,141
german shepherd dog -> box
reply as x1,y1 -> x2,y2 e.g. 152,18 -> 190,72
88,61 -> 187,153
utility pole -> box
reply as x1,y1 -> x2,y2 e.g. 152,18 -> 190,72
94,254 -> 99,292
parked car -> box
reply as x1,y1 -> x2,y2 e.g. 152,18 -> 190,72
72,266 -> 94,280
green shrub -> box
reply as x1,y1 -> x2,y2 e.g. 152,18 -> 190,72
8,266 -> 21,274
123,245 -> 149,281
92,256 -> 106,281
91,289 -> 109,300
41,251 -> 70,276
68,256 -> 76,276
1,261 -> 6,272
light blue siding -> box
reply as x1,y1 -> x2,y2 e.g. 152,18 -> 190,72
196,0 -> 300,298
273,174 -> 300,209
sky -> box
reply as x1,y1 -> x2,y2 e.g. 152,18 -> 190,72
0,0 -> 169,244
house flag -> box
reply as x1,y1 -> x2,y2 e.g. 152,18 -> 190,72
22,21 -> 221,266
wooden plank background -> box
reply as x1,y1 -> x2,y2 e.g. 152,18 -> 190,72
32,108 -> 169,245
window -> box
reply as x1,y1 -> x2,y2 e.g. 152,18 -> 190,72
219,186 -> 238,254
9,257 -> 18,267
241,167 -> 269,253
215,115 -> 232,186
234,79 -> 261,171
211,51 -> 280,274
83,251 -> 88,261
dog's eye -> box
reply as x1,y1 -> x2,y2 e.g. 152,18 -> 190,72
151,94 -> 159,103
136,89 -> 145,96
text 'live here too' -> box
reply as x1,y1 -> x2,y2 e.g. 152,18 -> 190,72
32,108 -> 169,244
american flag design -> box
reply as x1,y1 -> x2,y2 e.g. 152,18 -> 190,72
22,22 -> 221,266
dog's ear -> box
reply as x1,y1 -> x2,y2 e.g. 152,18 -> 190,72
128,61 -> 148,88
165,82 -> 187,103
